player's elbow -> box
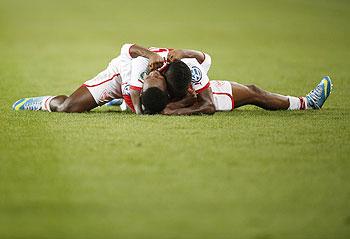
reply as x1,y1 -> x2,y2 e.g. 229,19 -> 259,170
202,102 -> 215,115
120,43 -> 135,58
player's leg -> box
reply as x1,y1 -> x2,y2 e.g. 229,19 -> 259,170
12,86 -> 98,112
50,68 -> 123,112
231,82 -> 291,110
231,76 -> 332,110
13,66 -> 123,112
49,86 -> 98,112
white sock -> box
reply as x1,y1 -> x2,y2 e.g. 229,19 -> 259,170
288,96 -> 307,110
41,96 -> 54,112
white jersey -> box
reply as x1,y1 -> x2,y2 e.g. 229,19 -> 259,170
129,47 -> 212,94
83,44 -> 134,105
84,43 -> 213,111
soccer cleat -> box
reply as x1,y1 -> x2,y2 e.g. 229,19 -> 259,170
105,99 -> 128,111
306,76 -> 333,109
12,96 -> 48,111
105,99 -> 124,106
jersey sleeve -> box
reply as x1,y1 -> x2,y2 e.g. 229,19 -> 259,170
120,43 -> 135,60
109,43 -> 135,84
200,53 -> 212,74
129,56 -> 149,91
181,58 -> 210,93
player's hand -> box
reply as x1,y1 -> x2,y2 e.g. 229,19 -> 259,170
161,106 -> 174,115
167,49 -> 185,62
148,53 -> 165,71
188,87 -> 196,97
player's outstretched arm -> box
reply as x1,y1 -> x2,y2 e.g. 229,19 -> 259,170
162,88 -> 215,115
168,49 -> 206,64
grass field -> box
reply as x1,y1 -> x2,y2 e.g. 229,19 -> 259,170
1,0 -> 350,238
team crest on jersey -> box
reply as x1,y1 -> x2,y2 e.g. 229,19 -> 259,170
122,83 -> 130,94
140,71 -> 147,81
191,66 -> 202,85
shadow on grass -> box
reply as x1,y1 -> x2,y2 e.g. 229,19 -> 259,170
88,107 -> 338,117
214,108 -> 337,118
14,107 -> 338,120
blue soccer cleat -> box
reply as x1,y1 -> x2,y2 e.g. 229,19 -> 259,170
306,76 -> 333,109
105,99 -> 124,106
105,99 -> 129,111
12,96 -> 48,111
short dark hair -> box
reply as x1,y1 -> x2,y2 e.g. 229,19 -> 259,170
164,60 -> 192,99
141,87 -> 168,114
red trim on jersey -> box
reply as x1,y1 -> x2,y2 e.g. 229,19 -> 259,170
158,63 -> 169,73
212,92 -> 235,110
130,85 -> 142,91
83,74 -> 119,87
122,94 -> 135,112
195,82 -> 210,94
150,47 -> 173,53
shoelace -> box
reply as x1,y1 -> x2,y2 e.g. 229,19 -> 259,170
307,84 -> 324,108
23,100 -> 42,110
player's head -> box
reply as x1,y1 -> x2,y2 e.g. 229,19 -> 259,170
163,60 -> 192,100
141,70 -> 168,114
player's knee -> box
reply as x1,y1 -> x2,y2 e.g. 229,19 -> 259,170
57,99 -> 81,113
247,84 -> 261,94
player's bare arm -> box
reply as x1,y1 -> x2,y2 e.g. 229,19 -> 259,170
162,88 -> 215,115
168,49 -> 206,64
129,44 -> 164,70
163,92 -> 197,111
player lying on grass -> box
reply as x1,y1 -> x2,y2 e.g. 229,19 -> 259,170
160,76 -> 332,115
127,47 -> 212,114
12,43 -> 166,112
120,48 -> 332,115
12,43 -> 211,114
12,43 -> 332,114
138,50 -> 333,115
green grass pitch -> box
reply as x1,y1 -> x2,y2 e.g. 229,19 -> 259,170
0,0 -> 349,238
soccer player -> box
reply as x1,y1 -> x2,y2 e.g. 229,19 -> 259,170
12,44 -> 165,112
128,47 -> 213,114
161,76 -> 332,115
130,49 -> 333,115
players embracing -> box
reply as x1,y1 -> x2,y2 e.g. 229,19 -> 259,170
12,43 -> 332,114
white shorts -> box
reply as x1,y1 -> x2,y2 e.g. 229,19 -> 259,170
83,67 -> 124,106
210,80 -> 234,111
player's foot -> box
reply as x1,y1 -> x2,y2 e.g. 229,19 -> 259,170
105,99 -> 128,111
12,96 -> 48,111
105,99 -> 123,106
306,76 -> 332,109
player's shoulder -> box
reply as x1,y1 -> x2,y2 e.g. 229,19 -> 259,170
181,58 -> 205,79
180,58 -> 199,66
